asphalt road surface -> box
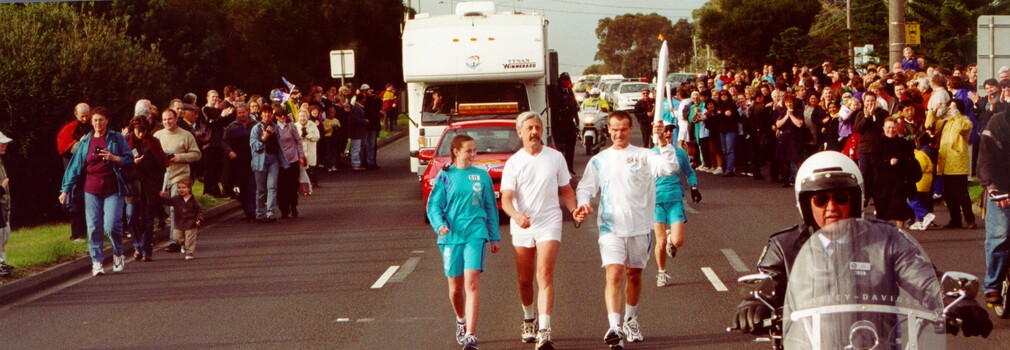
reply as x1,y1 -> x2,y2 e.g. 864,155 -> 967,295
1,132 -> 1008,349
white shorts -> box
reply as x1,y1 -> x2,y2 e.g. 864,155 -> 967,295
677,119 -> 690,142
511,228 -> 562,248
597,233 -> 652,269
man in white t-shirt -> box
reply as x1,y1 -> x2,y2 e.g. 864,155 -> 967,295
574,111 -> 677,349
501,112 -> 581,350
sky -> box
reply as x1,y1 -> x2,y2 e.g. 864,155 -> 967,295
410,0 -> 709,75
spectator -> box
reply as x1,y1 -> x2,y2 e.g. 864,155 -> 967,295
872,117 -> 918,228
935,99 -> 976,229
58,107 -> 135,276
295,109 -> 320,187
179,103 -> 208,179
272,107 -> 306,219
55,102 -> 91,241
361,85 -> 382,170
251,106 -> 284,223
125,115 -> 169,262
348,91 -> 368,171
908,133 -> 936,230
633,88 -> 656,149
322,104 -> 341,172
334,86 -> 353,167
158,177 -> 203,260
0,131 -> 12,276
153,108 -> 202,253
854,90 -> 889,199
201,90 -> 234,198
901,47 -> 921,72
550,72 -> 579,173
714,90 -> 739,176
774,93 -> 805,186
381,83 -> 398,131
970,79 -> 1001,172
223,102 -> 257,220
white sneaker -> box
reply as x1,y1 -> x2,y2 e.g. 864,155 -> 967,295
696,166 -> 709,172
908,222 -> 924,231
521,318 -> 537,343
113,255 -> 125,273
455,320 -> 466,345
623,317 -> 643,342
665,235 -> 678,259
922,213 -> 936,228
92,262 -> 104,276
713,167 -> 724,175
535,329 -> 554,350
603,328 -> 625,347
656,272 -> 670,287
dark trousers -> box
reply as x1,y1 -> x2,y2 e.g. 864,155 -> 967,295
277,162 -> 300,216
699,137 -> 713,168
858,152 -> 875,202
335,129 -> 349,167
228,160 -> 255,216
637,118 -> 653,149
70,189 -> 87,240
202,147 -> 223,196
553,136 -> 575,173
942,174 -> 976,226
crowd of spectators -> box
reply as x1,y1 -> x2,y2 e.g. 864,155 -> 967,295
43,82 -> 397,274
655,47 -> 1010,231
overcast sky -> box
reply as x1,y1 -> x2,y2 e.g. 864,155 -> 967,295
411,0 -> 709,75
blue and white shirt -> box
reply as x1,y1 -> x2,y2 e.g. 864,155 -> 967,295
577,144 -> 678,237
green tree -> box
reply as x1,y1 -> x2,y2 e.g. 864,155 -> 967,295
907,0 -> 1010,68
0,3 -> 171,225
668,19 -> 695,71
693,0 -> 822,69
594,13 -> 676,77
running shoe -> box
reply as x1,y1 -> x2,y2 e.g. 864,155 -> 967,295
462,334 -> 478,350
656,272 -> 670,287
713,167 -> 724,175
112,255 -> 125,273
665,236 -> 678,259
92,261 -> 104,276
0,263 -> 13,276
922,213 -> 936,228
908,222 -> 925,231
623,317 -> 643,342
535,328 -> 554,350
604,328 -> 625,347
521,318 -> 537,343
985,291 -> 1002,306
455,320 -> 466,345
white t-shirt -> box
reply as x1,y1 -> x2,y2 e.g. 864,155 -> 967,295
577,145 -> 678,237
500,147 -> 572,236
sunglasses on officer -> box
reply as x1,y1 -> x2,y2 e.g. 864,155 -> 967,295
811,191 -> 851,207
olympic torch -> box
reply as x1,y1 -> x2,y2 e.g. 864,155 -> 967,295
652,40 -> 669,146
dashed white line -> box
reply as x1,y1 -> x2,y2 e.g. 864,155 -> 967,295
371,266 -> 400,289
411,250 -> 425,254
335,318 -> 351,323
721,248 -> 750,272
390,257 -> 421,283
701,267 -> 729,292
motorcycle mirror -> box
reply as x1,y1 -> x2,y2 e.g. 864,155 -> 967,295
737,273 -> 774,301
941,271 -> 979,299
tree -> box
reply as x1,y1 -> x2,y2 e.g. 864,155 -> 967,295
693,0 -> 822,69
594,13 -> 676,77
0,3 -> 171,226
907,0 -> 1010,68
668,19 -> 694,71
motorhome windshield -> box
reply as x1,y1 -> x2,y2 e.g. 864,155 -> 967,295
422,83 -> 529,124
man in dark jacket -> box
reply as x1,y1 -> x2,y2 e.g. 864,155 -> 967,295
978,109 -> 1010,306
361,85 -> 382,170
55,103 -> 92,241
349,93 -> 369,171
853,91 -> 889,204
633,88 -> 656,149
223,103 -> 257,219
549,72 -> 579,173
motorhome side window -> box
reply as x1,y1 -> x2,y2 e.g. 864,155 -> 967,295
422,83 -> 530,124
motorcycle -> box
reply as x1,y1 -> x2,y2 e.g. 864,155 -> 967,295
577,105 -> 608,155
731,219 -> 985,350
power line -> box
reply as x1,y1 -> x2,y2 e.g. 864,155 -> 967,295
545,0 -> 696,12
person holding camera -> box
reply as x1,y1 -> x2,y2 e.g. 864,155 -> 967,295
58,107 -> 135,276
978,106 -> 1010,306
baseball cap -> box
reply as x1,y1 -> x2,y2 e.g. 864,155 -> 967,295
0,131 -> 12,144
360,84 -> 371,91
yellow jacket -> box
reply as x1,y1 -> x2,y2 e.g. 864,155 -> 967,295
935,114 -> 973,175
913,148 -> 933,192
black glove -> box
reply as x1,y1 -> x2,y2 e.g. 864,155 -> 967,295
945,299 -> 992,338
691,187 -> 702,203
733,300 -> 772,334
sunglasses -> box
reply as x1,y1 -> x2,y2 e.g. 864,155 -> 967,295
812,191 -> 851,207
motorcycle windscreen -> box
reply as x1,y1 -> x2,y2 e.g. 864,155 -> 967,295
782,219 -> 946,350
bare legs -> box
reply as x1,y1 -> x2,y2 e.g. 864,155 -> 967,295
514,241 -> 560,319
653,222 -> 685,271
447,270 -> 483,333
604,264 -> 643,313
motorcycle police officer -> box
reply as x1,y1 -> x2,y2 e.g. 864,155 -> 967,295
732,151 -> 993,342
582,88 -> 610,112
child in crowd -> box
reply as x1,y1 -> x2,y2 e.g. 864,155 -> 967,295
159,177 -> 203,259
908,133 -> 936,230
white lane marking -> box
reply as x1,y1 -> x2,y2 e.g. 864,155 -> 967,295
371,266 -> 400,289
701,267 -> 729,292
721,248 -> 750,272
411,250 -> 424,254
335,318 -> 351,323
390,257 -> 421,283
357,318 -> 375,323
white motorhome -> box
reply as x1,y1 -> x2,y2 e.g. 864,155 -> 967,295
402,1 -> 553,177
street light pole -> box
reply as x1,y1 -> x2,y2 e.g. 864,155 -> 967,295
847,0 -> 854,68
888,0 -> 906,66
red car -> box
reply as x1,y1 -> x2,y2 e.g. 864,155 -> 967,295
419,119 -> 521,217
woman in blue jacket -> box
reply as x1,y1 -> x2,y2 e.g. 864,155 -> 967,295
59,107 -> 135,276
426,134 -> 500,350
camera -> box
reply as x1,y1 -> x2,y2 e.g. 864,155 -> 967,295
94,146 -> 107,154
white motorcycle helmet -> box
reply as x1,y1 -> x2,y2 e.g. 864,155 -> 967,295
590,88 -> 601,96
794,151 -> 864,228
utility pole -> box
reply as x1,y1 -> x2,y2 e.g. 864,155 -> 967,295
847,0 -> 854,68
888,0 -> 906,66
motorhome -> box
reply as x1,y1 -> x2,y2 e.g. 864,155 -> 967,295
402,1 -> 553,177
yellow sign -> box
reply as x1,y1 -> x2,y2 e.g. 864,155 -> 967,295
905,22 -> 921,46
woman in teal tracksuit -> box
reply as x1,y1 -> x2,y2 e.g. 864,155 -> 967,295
426,134 -> 500,350
652,124 -> 700,287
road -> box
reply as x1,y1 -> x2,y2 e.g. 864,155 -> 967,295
1,132 -> 1008,349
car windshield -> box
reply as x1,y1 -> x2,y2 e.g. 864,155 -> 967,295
436,126 -> 521,157
421,83 -> 529,125
620,83 -> 649,93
